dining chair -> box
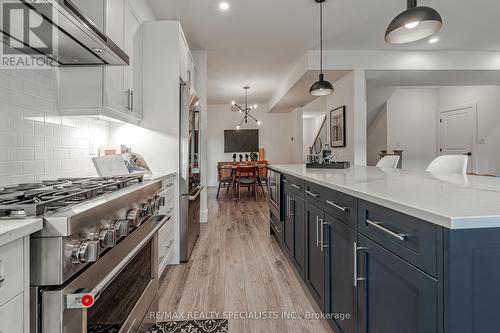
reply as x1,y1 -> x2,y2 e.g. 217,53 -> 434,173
426,155 -> 468,174
216,165 -> 233,199
257,164 -> 268,195
376,155 -> 400,169
234,166 -> 258,201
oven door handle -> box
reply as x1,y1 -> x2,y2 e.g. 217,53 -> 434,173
65,214 -> 169,309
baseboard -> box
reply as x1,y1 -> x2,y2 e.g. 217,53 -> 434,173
200,209 -> 208,223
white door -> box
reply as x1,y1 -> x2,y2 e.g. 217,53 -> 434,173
438,104 -> 477,173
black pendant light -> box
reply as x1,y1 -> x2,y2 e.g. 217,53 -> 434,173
309,0 -> 334,97
385,0 -> 442,44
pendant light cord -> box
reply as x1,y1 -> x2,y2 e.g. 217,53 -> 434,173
319,1 -> 323,75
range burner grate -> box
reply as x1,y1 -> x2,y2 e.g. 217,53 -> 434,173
0,175 -> 143,218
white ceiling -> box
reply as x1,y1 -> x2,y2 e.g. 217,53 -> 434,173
148,0 -> 500,104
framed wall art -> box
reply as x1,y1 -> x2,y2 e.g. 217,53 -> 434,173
330,106 -> 346,147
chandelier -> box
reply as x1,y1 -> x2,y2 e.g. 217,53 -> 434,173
232,86 -> 261,130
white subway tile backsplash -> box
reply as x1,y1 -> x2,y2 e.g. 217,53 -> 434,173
0,176 -> 9,187
0,162 -> 22,177
11,147 -> 34,161
0,132 -> 22,147
0,148 -> 9,161
69,149 -> 89,159
35,148 -> 53,160
22,160 -> 44,175
60,159 -> 76,170
0,68 -> 110,186
44,136 -> 61,148
24,134 -> 44,147
10,175 -> 34,184
10,118 -> 34,134
45,160 -> 61,171
34,123 -> 53,136
53,148 -> 69,160
53,126 -> 70,137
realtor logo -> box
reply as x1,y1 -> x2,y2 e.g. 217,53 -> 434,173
1,1 -> 56,68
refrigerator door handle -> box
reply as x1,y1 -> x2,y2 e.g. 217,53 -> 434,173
188,186 -> 204,201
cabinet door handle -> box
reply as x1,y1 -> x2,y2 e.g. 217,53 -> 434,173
130,90 -> 134,112
326,200 -> 349,212
366,219 -> 407,241
305,190 -> 318,198
316,216 -> 320,248
125,89 -> 132,111
353,242 -> 368,287
291,184 -> 301,190
0,275 -> 4,287
287,196 -> 290,217
320,220 -> 328,252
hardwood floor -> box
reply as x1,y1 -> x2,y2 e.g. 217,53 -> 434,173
158,188 -> 333,333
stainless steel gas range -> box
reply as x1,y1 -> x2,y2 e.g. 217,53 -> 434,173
0,175 -> 168,333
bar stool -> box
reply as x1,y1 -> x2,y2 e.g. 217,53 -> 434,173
376,155 -> 400,169
426,155 -> 468,174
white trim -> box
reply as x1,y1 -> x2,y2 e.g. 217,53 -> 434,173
437,102 -> 478,173
200,209 -> 208,223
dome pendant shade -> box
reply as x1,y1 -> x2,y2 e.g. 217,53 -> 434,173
310,74 -> 334,96
385,3 -> 442,44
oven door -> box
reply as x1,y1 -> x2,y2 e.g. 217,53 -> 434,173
38,215 -> 168,333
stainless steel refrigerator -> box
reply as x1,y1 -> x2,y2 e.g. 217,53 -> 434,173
179,80 -> 203,261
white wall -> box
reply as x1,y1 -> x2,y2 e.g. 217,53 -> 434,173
303,115 -> 325,160
325,71 -> 355,162
207,104 -> 297,186
437,86 -> 500,175
367,106 -> 387,166
386,88 -> 438,171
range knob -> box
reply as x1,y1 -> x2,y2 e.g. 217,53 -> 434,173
140,200 -> 150,215
113,219 -> 129,238
99,228 -> 116,248
71,240 -> 99,264
126,208 -> 142,227
147,199 -> 155,215
153,195 -> 161,212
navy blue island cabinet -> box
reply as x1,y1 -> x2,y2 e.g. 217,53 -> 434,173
269,169 -> 500,333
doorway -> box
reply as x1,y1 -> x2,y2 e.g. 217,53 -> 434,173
438,103 -> 478,173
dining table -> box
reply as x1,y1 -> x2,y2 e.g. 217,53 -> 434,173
220,163 -> 268,199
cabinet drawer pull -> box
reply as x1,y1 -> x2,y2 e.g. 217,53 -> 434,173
326,200 -> 348,212
366,219 -> 407,241
0,275 -> 4,287
291,184 -> 301,190
305,190 -> 318,198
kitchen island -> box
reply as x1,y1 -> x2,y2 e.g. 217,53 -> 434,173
269,164 -> 500,333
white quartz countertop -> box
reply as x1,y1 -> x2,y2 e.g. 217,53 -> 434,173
143,171 -> 176,181
0,218 -> 43,247
270,164 -> 500,229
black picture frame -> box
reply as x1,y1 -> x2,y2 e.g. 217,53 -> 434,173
330,106 -> 346,147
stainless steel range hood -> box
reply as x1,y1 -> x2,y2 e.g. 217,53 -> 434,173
0,0 -> 128,66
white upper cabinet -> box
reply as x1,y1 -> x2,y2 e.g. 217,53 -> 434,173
179,32 -> 195,89
124,2 -> 142,119
57,0 -> 142,125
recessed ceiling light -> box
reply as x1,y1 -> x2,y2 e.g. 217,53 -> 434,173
429,37 -> 439,44
219,2 -> 229,11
